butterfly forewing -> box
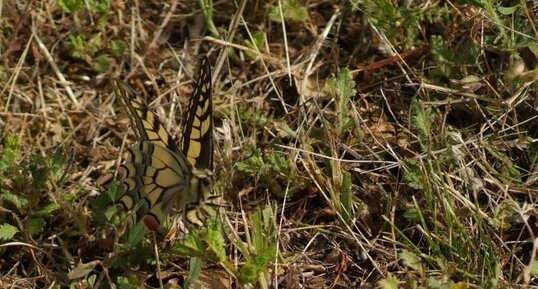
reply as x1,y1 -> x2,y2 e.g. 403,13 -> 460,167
114,80 -> 180,155
181,57 -> 213,170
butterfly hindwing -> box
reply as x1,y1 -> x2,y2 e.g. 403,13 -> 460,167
118,140 -> 192,230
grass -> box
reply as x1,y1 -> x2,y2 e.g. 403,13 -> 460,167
1,0 -> 538,288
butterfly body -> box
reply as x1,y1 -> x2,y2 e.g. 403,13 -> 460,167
114,57 -> 216,232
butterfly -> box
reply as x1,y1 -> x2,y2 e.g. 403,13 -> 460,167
113,57 -> 218,232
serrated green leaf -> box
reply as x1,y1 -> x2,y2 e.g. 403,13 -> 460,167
326,68 -> 356,133
65,33 -> 86,59
403,207 -> 421,222
110,40 -> 127,57
0,223 -> 19,241
326,68 -> 356,101
411,100 -> 434,137
34,202 -> 61,216
89,0 -> 112,15
377,273 -> 399,289
116,275 -> 140,289
205,219 -> 226,261
1,191 -> 28,210
402,158 -> 424,190
0,134 -> 20,173
238,263 -> 258,285
268,0 -> 308,23
26,217 -> 46,236
94,54 -> 111,73
58,0 -> 84,13
235,161 -> 252,174
399,249 -> 423,275
266,152 -> 288,175
431,35 -> 454,77
172,230 -> 204,256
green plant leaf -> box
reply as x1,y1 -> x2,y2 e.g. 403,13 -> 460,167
25,217 -> 46,236
184,257 -> 202,289
236,161 -> 252,174
326,68 -> 356,101
205,219 -> 226,261
198,0 -> 219,37
0,134 -> 20,173
89,0 -> 112,15
1,190 -> 29,210
34,202 -> 61,216
65,33 -> 87,59
497,5 -> 519,15
399,249 -> 424,275
91,183 -> 118,226
110,40 -> 128,57
377,273 -> 399,289
67,260 -> 100,279
268,0 -> 308,23
402,159 -> 424,190
431,35 -> 454,77
127,223 -> 145,246
116,275 -> 141,289
266,151 -> 288,175
0,223 -> 19,241
411,100 -> 433,137
93,54 -> 111,73
238,263 -> 258,285
403,207 -> 421,223
58,0 -> 84,13
326,68 -> 356,134
341,171 -> 352,223
238,242 -> 277,285
172,230 -> 205,256
245,31 -> 266,59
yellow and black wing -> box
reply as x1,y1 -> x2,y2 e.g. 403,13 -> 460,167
114,80 -> 191,231
118,140 -> 192,231
114,81 -> 180,155
181,57 -> 213,170
114,57 -> 215,232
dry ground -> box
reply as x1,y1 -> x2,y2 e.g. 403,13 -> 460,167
1,1 -> 538,288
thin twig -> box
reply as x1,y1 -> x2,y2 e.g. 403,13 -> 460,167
33,33 -> 79,106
